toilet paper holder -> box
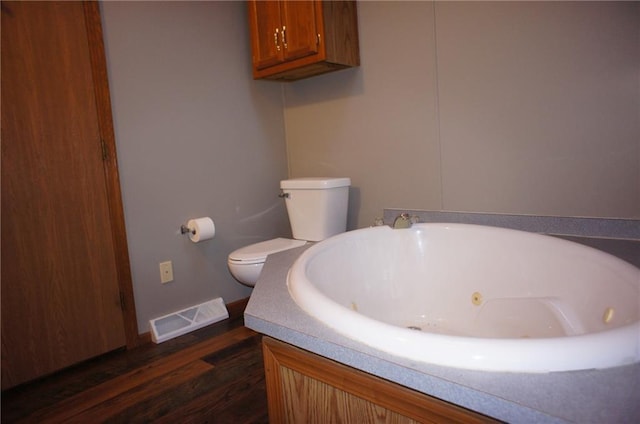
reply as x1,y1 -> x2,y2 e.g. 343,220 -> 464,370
180,217 -> 215,243
180,224 -> 195,235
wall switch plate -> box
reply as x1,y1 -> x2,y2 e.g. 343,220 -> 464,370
159,261 -> 173,283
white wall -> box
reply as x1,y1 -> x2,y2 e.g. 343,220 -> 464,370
285,1 -> 640,227
101,1 -> 290,332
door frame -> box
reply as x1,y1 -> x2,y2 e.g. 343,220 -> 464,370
84,2 -> 140,349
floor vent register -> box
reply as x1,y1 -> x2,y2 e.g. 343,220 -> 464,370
149,297 -> 229,343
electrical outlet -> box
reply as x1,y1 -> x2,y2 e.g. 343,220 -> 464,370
159,261 -> 173,284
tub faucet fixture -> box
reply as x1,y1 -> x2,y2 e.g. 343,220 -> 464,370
392,213 -> 418,229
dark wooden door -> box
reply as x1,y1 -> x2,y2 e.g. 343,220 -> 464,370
1,1 -> 129,389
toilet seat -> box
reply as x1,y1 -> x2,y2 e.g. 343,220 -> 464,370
228,238 -> 307,265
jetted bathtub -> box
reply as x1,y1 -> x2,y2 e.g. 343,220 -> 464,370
287,223 -> 640,373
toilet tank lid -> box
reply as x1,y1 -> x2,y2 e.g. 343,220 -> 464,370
280,177 -> 351,189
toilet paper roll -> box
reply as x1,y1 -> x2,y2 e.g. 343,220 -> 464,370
187,217 -> 215,243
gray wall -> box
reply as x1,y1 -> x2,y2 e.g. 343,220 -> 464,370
285,1 -> 640,227
101,1 -> 290,332
102,1 -> 639,333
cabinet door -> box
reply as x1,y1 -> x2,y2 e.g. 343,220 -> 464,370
248,0 -> 283,70
262,338 -> 499,423
280,1 -> 323,62
1,1 -> 127,389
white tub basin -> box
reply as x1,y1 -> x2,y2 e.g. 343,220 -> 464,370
287,223 -> 640,373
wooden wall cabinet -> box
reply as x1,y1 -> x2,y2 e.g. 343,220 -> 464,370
262,337 -> 499,423
247,0 -> 359,81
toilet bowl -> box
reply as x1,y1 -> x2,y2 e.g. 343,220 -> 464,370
227,238 -> 307,287
227,177 -> 350,287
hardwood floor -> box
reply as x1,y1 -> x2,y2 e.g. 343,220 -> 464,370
1,300 -> 269,423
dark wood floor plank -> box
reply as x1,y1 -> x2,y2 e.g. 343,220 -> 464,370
1,300 -> 266,424
201,333 -> 262,366
117,343 -> 267,424
1,313 -> 246,420
68,360 -> 214,423
155,379 -> 270,424
213,384 -> 270,424
4,325 -> 260,424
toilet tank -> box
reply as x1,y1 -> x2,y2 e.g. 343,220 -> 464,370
280,177 -> 351,242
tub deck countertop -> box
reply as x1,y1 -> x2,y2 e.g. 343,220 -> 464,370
244,245 -> 640,424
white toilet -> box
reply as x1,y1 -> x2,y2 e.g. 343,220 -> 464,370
227,177 -> 350,287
